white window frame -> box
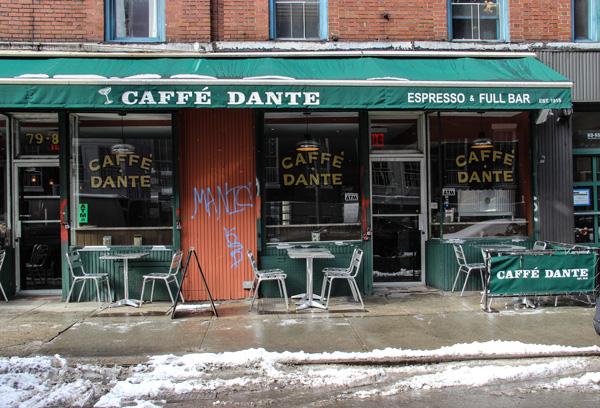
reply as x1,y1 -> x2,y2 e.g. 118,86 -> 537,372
105,0 -> 165,42
573,0 -> 599,42
448,0 -> 509,42
270,0 -> 328,40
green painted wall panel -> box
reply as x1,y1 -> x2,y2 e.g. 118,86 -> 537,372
258,243 -> 362,298
66,247 -> 178,303
0,247 -> 16,297
425,239 -> 535,292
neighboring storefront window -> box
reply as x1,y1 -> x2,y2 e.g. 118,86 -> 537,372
429,112 -> 531,239
71,113 -> 173,246
572,111 -> 600,244
263,112 -> 361,242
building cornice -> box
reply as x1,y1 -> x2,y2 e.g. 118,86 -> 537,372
0,41 -> 599,57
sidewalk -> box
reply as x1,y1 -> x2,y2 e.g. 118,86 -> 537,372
0,287 -> 598,365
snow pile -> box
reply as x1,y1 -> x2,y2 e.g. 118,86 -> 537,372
1,341 -> 599,407
0,355 -> 104,407
281,340 -> 600,364
354,359 -> 598,398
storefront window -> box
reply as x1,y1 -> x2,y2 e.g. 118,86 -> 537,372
71,113 -> 173,246
263,112 -> 361,242
15,114 -> 60,157
572,111 -> 600,244
369,113 -> 421,152
429,112 -> 531,239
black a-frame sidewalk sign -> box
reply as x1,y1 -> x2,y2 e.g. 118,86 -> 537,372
171,247 -> 218,319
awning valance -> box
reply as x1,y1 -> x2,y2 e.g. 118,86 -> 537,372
0,55 -> 572,110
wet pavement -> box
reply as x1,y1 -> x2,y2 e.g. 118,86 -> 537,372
0,286 -> 598,364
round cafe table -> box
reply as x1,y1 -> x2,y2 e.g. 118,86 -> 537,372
286,247 -> 335,310
99,252 -> 149,307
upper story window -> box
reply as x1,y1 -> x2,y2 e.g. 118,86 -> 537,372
270,0 -> 327,40
449,1 -> 508,41
106,0 -> 165,42
574,0 -> 598,41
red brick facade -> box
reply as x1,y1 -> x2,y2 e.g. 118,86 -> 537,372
0,0 -> 575,44
0,0 -> 104,42
510,1 -> 572,42
166,1 -> 211,43
329,1 -> 448,42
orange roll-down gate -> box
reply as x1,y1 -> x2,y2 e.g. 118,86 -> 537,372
179,109 -> 257,301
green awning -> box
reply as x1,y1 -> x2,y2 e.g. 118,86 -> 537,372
0,55 -> 572,110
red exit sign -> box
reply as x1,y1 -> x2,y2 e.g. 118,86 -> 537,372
371,132 -> 385,146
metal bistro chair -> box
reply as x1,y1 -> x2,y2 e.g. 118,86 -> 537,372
65,251 -> 112,308
320,248 -> 365,310
533,241 -> 547,251
0,250 -> 8,302
452,244 -> 486,296
246,249 -> 289,312
140,250 -> 185,306
26,244 -> 49,288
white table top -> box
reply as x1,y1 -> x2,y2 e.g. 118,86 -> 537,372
286,247 -> 334,259
99,252 -> 149,260
475,244 -> 527,252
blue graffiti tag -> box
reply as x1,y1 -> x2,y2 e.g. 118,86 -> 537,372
192,182 -> 253,220
224,227 -> 244,268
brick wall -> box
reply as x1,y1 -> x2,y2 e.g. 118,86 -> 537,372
0,0 -> 104,42
0,0 -> 577,44
509,0 -> 572,42
166,0 -> 210,42
329,0 -> 448,42
219,0 -> 269,41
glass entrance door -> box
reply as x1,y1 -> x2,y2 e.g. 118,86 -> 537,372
371,159 -> 425,283
14,164 -> 61,291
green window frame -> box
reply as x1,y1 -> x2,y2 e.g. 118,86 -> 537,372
572,110 -> 600,245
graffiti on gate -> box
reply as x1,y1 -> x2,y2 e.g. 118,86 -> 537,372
192,182 -> 253,220
224,227 -> 244,268
191,182 -> 254,268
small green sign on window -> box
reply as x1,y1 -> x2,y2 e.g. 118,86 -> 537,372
79,203 -> 88,223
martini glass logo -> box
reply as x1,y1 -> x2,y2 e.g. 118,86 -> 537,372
98,87 -> 113,104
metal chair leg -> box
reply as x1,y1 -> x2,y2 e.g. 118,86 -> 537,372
94,279 -> 102,308
140,279 -> 147,305
249,280 -> 262,312
326,277 -> 335,309
280,278 -> 289,312
452,266 -> 464,292
65,280 -> 77,307
77,280 -> 87,302
165,279 -> 175,305
105,278 -> 113,303
174,280 -> 185,303
320,276 -> 328,302
460,270 -> 472,296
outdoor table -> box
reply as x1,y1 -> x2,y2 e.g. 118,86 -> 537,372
474,244 -> 531,310
99,252 -> 149,308
475,244 -> 530,267
286,247 -> 334,310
